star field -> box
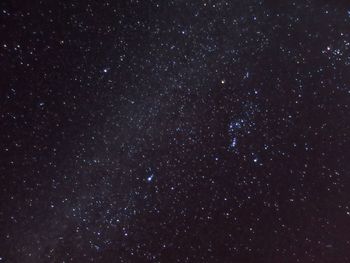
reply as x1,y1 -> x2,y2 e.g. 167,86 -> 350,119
0,0 -> 350,262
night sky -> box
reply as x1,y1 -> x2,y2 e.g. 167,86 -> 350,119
1,1 -> 350,262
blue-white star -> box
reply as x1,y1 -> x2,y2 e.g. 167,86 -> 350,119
147,174 -> 154,182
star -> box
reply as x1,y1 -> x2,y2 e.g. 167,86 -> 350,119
147,174 -> 154,182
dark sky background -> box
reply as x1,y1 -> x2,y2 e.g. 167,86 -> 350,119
0,0 -> 350,262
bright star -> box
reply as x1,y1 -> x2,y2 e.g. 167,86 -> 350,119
147,174 -> 154,182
